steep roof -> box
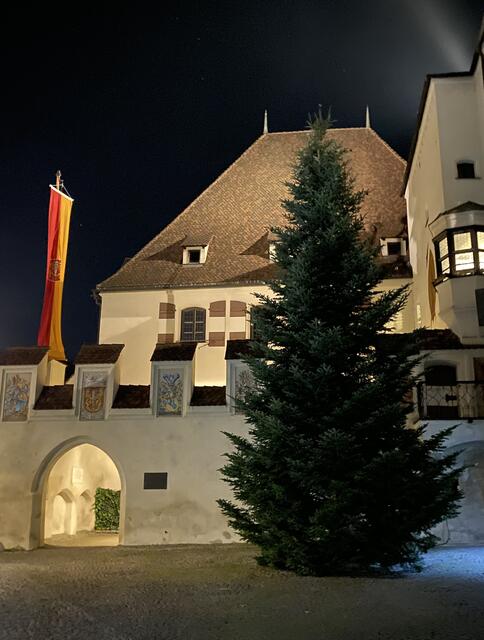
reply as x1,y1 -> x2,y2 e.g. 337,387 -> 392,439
98,128 -> 407,292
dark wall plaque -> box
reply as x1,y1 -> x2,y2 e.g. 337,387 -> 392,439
144,472 -> 168,490
476,289 -> 484,326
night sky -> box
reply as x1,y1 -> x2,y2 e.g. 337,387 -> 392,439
1,1 -> 482,359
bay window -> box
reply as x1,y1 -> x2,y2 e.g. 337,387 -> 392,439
435,227 -> 484,277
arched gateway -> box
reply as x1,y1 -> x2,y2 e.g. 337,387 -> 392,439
30,437 -> 125,548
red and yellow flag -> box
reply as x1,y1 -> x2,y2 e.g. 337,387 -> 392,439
37,185 -> 73,361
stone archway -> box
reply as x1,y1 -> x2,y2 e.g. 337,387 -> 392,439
435,441 -> 484,545
77,490 -> 95,532
49,489 -> 76,537
30,437 -> 126,548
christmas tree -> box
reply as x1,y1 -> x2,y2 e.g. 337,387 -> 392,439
218,113 -> 461,575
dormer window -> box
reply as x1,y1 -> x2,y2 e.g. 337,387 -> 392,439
380,237 -> 406,257
182,235 -> 212,265
269,242 -> 279,261
267,230 -> 280,262
187,248 -> 201,264
457,162 -> 476,179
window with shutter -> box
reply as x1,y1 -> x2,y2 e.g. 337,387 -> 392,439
181,308 -> 206,342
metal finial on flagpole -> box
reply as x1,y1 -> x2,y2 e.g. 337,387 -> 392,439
263,110 -> 269,134
56,170 -> 61,190
365,106 -> 371,129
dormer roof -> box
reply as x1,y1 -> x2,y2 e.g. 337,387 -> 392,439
0,346 -> 48,366
74,344 -> 124,365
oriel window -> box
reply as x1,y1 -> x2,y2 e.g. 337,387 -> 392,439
435,227 -> 484,278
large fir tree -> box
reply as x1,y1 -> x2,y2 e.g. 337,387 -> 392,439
218,114 -> 461,575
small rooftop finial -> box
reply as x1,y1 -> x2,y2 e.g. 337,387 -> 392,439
365,105 -> 371,129
263,109 -> 269,135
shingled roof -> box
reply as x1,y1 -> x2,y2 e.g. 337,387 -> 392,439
75,344 -> 124,365
0,346 -> 49,366
98,128 -> 407,292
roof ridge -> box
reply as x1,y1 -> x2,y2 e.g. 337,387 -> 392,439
267,128 -> 405,165
266,127 -> 368,135
98,134 -> 267,288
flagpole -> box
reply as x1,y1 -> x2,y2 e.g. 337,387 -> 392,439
56,170 -> 61,190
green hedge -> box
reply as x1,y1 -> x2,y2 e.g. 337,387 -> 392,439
94,487 -> 120,531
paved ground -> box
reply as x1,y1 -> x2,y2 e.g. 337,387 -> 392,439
44,531 -> 119,547
1,544 -> 484,640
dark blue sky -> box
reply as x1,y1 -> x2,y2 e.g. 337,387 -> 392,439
0,1 -> 482,359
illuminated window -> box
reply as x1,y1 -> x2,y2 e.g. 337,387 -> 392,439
181,308 -> 206,342
435,227 -> 484,278
456,162 -> 476,179
453,231 -> 473,272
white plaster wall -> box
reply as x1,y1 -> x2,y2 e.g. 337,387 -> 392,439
475,55 -> 484,154
0,411 -> 249,550
99,286 -> 264,385
406,68 -> 484,335
43,443 -> 120,538
100,280 -> 415,386
418,424 -> 484,545
377,278 -> 415,333
434,77 -> 484,209
406,84 -> 446,330
97,290 -> 160,386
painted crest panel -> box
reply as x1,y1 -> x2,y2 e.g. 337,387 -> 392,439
157,369 -> 184,416
2,372 -> 32,422
80,371 -> 107,421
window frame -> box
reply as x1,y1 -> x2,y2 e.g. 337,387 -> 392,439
380,237 -> 407,257
182,245 -> 208,265
434,226 -> 484,279
180,307 -> 206,342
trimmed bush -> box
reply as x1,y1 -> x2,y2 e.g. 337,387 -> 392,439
94,487 -> 120,531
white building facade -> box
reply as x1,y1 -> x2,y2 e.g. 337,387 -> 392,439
404,25 -> 484,543
1,25 -> 483,550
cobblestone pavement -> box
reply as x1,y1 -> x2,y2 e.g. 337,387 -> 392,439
1,544 -> 484,640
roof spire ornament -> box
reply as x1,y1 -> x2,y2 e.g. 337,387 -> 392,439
263,109 -> 269,134
365,105 -> 371,129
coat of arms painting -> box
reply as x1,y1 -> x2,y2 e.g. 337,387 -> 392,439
80,371 -> 107,421
2,372 -> 32,422
157,370 -> 184,416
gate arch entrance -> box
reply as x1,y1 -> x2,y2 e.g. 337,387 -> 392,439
30,437 -> 125,548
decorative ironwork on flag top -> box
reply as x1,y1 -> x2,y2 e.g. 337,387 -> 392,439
37,171 -> 74,361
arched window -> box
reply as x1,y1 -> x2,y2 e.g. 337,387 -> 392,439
457,161 -> 476,179
181,308 -> 206,342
